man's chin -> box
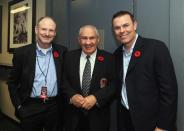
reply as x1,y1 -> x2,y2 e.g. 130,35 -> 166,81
120,39 -> 128,44
42,41 -> 52,45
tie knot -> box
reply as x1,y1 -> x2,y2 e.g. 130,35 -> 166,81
86,55 -> 90,59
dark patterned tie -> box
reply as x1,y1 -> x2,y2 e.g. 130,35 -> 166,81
82,55 -> 91,96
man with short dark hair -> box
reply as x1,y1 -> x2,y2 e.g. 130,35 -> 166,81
112,10 -> 178,131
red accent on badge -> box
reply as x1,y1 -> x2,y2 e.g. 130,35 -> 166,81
100,78 -> 108,88
40,86 -> 48,99
134,50 -> 141,58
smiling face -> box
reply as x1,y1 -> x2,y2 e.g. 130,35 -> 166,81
35,17 -> 56,48
78,25 -> 100,55
112,14 -> 137,50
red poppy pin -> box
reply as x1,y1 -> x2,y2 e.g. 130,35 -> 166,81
53,51 -> 59,58
134,50 -> 141,58
97,56 -> 104,62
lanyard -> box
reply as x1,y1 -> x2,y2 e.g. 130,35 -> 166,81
36,50 -> 51,86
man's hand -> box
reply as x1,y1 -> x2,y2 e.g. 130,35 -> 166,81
70,94 -> 85,108
82,95 -> 97,110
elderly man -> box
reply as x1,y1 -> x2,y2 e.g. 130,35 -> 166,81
62,25 -> 115,131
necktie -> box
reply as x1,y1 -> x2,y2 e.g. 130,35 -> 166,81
82,55 -> 91,96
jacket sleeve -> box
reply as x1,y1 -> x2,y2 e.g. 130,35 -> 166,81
61,53 -> 78,103
154,42 -> 178,130
7,49 -> 23,109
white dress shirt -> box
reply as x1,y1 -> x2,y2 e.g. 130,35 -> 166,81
79,50 -> 97,88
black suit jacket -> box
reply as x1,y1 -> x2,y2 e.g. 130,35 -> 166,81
114,36 -> 178,131
62,49 -> 116,131
7,43 -> 67,118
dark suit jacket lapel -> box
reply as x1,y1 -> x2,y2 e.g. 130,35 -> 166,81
116,45 -> 124,82
127,36 -> 144,74
71,49 -> 82,92
52,45 -> 60,82
27,44 -> 36,87
74,49 -> 82,90
90,49 -> 102,90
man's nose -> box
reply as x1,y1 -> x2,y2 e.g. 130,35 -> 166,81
86,39 -> 91,44
120,26 -> 125,32
45,30 -> 50,36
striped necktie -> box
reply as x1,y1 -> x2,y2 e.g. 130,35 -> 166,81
82,55 -> 91,96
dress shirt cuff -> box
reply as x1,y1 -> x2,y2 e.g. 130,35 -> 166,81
96,101 -> 100,107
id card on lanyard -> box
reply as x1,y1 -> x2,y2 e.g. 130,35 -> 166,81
40,86 -> 48,100
36,48 -> 51,101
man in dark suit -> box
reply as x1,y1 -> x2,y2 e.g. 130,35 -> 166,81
62,25 -> 115,131
112,11 -> 178,131
7,16 -> 67,131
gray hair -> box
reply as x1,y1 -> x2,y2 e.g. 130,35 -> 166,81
78,25 -> 99,37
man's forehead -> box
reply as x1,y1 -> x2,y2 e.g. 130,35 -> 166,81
39,18 -> 55,25
80,29 -> 96,35
113,16 -> 133,25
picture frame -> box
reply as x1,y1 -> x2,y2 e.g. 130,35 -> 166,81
0,5 -> 2,53
8,0 -> 36,53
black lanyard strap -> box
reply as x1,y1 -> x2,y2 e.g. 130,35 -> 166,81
36,51 -> 51,86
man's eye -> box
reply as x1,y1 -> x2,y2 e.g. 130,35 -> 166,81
122,24 -> 129,28
114,26 -> 121,30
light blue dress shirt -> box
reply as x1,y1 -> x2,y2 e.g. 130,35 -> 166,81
30,43 -> 58,97
121,34 -> 138,109
121,34 -> 168,130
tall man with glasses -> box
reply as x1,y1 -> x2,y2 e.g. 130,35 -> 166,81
8,16 -> 67,131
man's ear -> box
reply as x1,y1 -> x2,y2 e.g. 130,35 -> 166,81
35,26 -> 38,34
134,21 -> 138,31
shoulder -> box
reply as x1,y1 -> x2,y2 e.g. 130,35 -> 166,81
53,43 -> 67,51
65,49 -> 81,58
113,44 -> 123,56
140,37 -> 167,49
139,36 -> 170,56
97,49 -> 114,63
16,43 -> 34,50
14,43 -> 35,55
97,49 -> 112,56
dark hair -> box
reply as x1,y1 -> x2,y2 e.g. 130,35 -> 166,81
112,10 -> 135,23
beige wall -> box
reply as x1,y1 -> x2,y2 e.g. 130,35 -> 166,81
0,0 -> 12,66
0,0 -> 46,65
0,80 -> 18,121
0,0 -> 46,121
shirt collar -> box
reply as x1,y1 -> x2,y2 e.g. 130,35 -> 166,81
81,49 -> 97,61
36,43 -> 52,55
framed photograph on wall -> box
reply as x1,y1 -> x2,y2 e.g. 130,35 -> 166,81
8,0 -> 36,52
0,5 -> 2,53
